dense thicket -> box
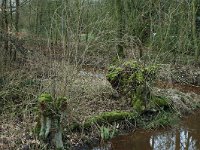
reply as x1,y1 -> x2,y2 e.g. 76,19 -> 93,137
1,1 -> 200,149
0,0 -> 200,68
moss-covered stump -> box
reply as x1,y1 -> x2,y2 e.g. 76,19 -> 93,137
70,111 -> 137,131
106,60 -> 158,111
37,93 -> 68,150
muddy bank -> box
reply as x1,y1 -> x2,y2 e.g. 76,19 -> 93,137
158,64 -> 200,86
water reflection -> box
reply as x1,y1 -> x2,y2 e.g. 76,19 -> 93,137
107,128 -> 200,150
150,129 -> 197,150
92,111 -> 200,150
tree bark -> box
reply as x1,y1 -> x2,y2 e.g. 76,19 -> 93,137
192,0 -> 199,63
116,0 -> 125,58
13,0 -> 19,61
2,0 -> 9,65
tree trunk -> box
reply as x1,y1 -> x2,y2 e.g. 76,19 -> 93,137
14,0 -> 20,61
35,0 -> 39,35
192,0 -> 199,63
2,0 -> 9,65
116,0 -> 125,58
37,94 -> 67,150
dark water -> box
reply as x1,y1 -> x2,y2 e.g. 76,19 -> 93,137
92,111 -> 200,150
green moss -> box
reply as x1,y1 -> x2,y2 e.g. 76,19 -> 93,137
37,94 -> 69,117
107,61 -> 158,112
38,93 -> 53,103
37,94 -> 66,149
151,96 -> 170,108
85,111 -> 136,127
132,98 -> 145,112
106,66 -> 123,81
123,60 -> 138,68
70,111 -> 137,130
135,71 -> 145,83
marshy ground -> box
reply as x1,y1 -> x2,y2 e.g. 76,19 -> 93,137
1,60 -> 200,150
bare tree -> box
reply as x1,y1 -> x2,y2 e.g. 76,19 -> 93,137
116,0 -> 125,58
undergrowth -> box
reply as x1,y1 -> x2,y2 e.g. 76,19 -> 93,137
1,60 -> 200,149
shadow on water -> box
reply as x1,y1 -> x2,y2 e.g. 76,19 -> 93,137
92,110 -> 200,150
